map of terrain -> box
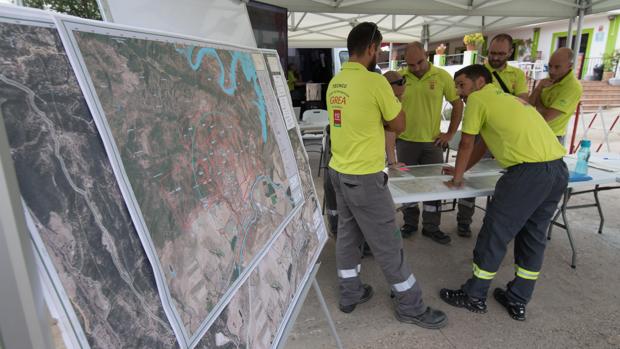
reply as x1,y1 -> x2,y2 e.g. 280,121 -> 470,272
71,29 -> 298,337
0,18 -> 176,348
196,195 -> 324,348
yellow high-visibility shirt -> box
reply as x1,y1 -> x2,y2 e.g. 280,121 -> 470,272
541,70 -> 583,136
287,70 -> 297,91
327,62 -> 402,174
462,84 -> 566,168
397,63 -> 459,142
484,62 -> 528,96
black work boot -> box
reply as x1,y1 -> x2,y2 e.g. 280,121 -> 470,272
400,224 -> 418,238
339,284 -> 374,313
457,224 -> 472,237
422,229 -> 452,244
493,288 -> 526,321
395,306 -> 448,329
439,288 -> 487,313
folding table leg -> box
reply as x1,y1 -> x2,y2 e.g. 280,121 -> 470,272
593,185 -> 604,234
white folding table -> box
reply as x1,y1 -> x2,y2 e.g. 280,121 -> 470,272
388,157 -> 620,268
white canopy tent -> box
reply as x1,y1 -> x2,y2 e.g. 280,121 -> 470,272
257,0 -> 620,48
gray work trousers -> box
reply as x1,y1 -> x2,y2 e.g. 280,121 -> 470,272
461,159 -> 568,304
396,140 -> 443,231
329,169 -> 426,316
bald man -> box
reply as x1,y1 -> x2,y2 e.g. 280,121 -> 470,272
397,42 -> 464,244
529,47 -> 583,143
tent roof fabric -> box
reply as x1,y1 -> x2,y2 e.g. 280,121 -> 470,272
258,0 -> 620,47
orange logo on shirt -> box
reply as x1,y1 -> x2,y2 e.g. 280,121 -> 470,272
429,80 -> 436,90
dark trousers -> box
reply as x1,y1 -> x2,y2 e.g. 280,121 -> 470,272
396,140 -> 443,232
462,159 -> 568,304
329,169 -> 426,316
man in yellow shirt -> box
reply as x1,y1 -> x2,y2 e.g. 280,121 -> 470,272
529,47 -> 583,143
484,33 -> 529,99
439,64 -> 568,321
395,42 -> 464,244
327,22 -> 447,328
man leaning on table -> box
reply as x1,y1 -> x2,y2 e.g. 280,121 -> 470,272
439,64 -> 568,321
529,47 -> 583,144
453,33 -> 532,237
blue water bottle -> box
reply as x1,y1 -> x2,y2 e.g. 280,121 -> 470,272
574,140 -> 591,176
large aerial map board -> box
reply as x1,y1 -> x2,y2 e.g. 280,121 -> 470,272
55,15 -> 311,346
0,7 -> 177,348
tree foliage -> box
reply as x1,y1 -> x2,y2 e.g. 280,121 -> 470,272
24,0 -> 102,20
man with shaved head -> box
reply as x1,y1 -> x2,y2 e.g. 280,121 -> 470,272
396,42 -> 464,244
529,47 -> 583,143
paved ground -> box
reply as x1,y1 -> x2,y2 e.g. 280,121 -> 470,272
284,139 -> 620,349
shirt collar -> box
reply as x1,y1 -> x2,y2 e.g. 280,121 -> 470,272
554,69 -> 575,86
485,61 -> 512,74
342,61 -> 367,71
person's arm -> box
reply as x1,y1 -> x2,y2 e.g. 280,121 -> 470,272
535,105 -> 563,122
528,78 -> 552,108
435,99 -> 464,147
516,92 -> 529,101
466,138 -> 488,170
445,133 -> 476,188
384,110 -> 405,134
385,131 -> 399,167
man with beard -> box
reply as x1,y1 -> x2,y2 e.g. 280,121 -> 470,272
454,33 -> 531,237
439,64 -> 568,321
484,33 -> 529,100
529,47 -> 583,143
395,42 -> 464,244
326,22 -> 447,328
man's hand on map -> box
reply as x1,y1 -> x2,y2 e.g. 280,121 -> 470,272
442,165 -> 455,176
389,161 -> 406,169
444,177 -> 464,189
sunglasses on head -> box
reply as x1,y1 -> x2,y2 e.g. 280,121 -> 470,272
390,77 -> 406,86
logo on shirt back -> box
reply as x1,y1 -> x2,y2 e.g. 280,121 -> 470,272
333,110 -> 342,128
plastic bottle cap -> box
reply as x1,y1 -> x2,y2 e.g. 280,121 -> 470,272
581,140 -> 591,147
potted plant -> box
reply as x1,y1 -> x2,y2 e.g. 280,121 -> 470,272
463,33 -> 484,51
435,43 -> 447,55
602,49 -> 620,81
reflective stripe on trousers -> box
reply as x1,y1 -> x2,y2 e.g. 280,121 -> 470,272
392,274 -> 416,292
515,265 -> 540,280
338,264 -> 361,279
472,263 -> 496,280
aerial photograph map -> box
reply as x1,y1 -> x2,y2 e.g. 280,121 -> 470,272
0,14 -> 177,348
65,23 -> 301,341
197,195 -> 324,348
